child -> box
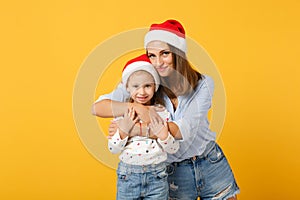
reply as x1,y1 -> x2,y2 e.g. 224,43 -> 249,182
108,54 -> 179,200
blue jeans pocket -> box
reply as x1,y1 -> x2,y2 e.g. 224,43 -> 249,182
117,171 -> 135,196
166,164 -> 175,176
117,171 -> 130,181
154,167 -> 168,181
207,145 -> 224,164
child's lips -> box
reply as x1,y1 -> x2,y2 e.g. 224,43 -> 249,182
136,96 -> 148,102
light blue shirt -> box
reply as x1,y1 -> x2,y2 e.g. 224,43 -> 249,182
96,75 -> 216,163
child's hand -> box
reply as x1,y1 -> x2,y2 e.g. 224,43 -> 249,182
149,108 -> 168,140
107,120 -> 118,139
118,107 -> 139,135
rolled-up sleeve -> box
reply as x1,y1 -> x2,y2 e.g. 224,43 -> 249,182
157,132 -> 180,154
175,76 -> 215,142
108,129 -> 128,154
95,83 -> 129,102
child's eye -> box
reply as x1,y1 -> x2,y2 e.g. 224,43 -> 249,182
145,84 -> 153,88
130,84 -> 139,88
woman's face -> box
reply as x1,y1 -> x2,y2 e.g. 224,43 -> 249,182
146,41 -> 174,77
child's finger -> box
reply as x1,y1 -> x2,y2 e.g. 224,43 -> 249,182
163,121 -> 167,126
129,108 -> 134,119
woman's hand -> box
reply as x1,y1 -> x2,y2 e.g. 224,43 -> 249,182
133,103 -> 166,123
131,103 -> 150,123
148,107 -> 168,140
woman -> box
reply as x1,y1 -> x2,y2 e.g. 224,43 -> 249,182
93,19 -> 239,200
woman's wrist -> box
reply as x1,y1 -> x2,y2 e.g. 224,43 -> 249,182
131,103 -> 150,123
129,123 -> 156,138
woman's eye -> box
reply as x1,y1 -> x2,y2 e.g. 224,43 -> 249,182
147,54 -> 155,59
162,51 -> 170,56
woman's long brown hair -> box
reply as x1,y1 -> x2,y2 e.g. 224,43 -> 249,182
159,44 -> 203,98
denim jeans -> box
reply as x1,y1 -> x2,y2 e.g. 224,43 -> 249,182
167,142 -> 240,200
116,161 -> 168,200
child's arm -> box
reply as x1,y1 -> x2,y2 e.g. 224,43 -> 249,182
148,108 -> 183,140
157,132 -> 180,154
107,108 -> 138,154
149,121 -> 179,154
108,128 -> 128,154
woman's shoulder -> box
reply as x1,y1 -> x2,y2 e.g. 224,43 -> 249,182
199,74 -> 214,87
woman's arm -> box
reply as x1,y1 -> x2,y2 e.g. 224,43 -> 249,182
147,76 -> 214,141
92,99 -> 131,118
167,122 -> 182,139
173,76 -> 215,142
92,83 -> 131,117
93,83 -> 183,139
91,83 -> 153,121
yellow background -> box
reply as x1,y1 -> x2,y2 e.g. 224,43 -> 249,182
1,0 -> 300,199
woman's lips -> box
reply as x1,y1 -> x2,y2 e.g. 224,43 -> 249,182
156,66 -> 168,72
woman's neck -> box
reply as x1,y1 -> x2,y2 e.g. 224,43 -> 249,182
162,76 -> 179,96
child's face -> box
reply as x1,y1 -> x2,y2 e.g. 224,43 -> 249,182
126,71 -> 156,105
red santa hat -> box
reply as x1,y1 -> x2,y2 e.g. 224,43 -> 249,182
144,19 -> 187,53
122,54 -> 160,91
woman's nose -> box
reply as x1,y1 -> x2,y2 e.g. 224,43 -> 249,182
153,56 -> 163,67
